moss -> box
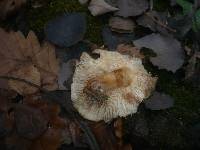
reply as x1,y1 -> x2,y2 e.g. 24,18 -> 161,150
146,63 -> 199,117
153,0 -> 170,11
151,68 -> 200,127
26,0 -> 103,44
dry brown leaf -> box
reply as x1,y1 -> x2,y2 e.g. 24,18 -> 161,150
30,128 -> 63,150
114,118 -> 133,150
117,44 -> 144,59
89,121 -> 132,150
8,64 -> 40,95
89,121 -> 118,150
0,28 -> 59,95
0,0 -> 26,19
23,96 -> 67,150
114,118 -> 123,140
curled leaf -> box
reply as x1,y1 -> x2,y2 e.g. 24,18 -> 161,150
145,92 -> 174,110
115,0 -> 149,17
88,0 -> 119,16
0,28 -> 59,95
109,17 -> 135,33
102,26 -> 135,50
133,33 -> 185,72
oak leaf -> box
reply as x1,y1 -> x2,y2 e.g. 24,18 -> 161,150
0,28 -> 59,95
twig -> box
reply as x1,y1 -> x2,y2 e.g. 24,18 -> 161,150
145,12 -> 177,33
0,75 -> 48,92
0,75 -> 100,150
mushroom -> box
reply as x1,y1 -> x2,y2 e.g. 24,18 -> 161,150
71,49 -> 157,122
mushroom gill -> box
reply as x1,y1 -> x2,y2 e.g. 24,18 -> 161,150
71,49 -> 157,122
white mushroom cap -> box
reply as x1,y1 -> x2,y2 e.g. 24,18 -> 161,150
71,49 -> 157,122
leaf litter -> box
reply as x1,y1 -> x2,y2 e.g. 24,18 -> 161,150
0,0 -> 200,149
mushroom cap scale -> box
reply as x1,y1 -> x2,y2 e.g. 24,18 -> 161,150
71,49 -> 157,122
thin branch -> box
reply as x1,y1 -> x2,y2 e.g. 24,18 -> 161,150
0,75 -> 100,150
145,12 -> 177,33
0,75 -> 48,93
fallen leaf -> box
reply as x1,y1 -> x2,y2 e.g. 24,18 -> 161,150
30,127 -> 63,150
45,13 -> 86,47
117,44 -> 144,59
114,118 -> 123,140
0,112 -> 14,138
0,28 -> 59,95
88,0 -> 119,16
69,122 -> 86,148
114,118 -> 133,150
144,92 -> 174,110
89,121 -> 118,150
168,14 -> 192,38
55,42 -> 92,62
115,0 -> 149,17
109,17 -> 135,33
0,0 -> 26,19
58,59 -> 77,90
5,132 -> 32,150
133,33 -> 185,72
24,96 -> 67,150
105,0 -> 118,7
89,121 -> 132,150
137,11 -> 169,34
14,104 -> 48,140
8,64 -> 40,95
102,26 -> 135,50
0,89 -> 16,138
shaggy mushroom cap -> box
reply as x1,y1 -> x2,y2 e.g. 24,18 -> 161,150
71,49 -> 157,122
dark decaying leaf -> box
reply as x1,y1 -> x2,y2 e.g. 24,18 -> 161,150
113,118 -> 132,150
0,112 -> 14,138
168,14 -> 192,38
133,33 -> 185,72
144,92 -> 174,110
136,11 -> 168,34
109,16 -> 135,33
102,26 -> 135,50
89,120 -> 132,150
5,132 -> 32,150
14,105 -> 48,140
89,121 -> 117,150
115,0 -> 149,17
0,90 -> 17,138
55,42 -> 91,62
185,52 -> 200,88
45,13 -> 86,48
